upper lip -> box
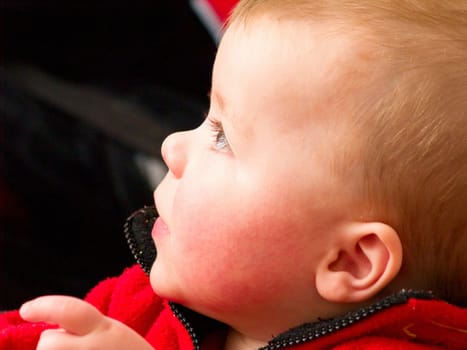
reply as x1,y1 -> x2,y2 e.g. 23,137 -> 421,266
153,191 -> 167,228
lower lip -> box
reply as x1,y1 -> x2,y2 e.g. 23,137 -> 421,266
152,217 -> 170,239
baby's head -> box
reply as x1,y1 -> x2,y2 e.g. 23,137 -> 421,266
151,0 -> 467,340
227,0 -> 467,304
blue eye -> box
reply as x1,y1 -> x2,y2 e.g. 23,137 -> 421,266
207,118 -> 231,152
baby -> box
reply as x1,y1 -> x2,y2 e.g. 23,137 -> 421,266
2,0 -> 467,349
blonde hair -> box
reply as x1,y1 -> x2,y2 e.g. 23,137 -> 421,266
229,0 -> 467,306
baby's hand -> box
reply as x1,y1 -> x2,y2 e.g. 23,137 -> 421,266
20,295 -> 154,350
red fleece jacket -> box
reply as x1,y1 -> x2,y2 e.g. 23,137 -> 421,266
1,264 -> 466,349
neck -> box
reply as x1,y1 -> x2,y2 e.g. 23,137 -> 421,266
223,328 -> 268,350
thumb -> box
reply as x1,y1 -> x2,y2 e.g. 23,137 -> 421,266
20,295 -> 104,335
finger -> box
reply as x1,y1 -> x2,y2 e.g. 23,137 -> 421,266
20,295 -> 104,335
36,329 -> 72,350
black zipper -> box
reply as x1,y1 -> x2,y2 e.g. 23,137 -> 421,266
124,206 -> 202,350
169,290 -> 433,350
169,302 -> 202,350
259,289 -> 433,350
124,205 -> 157,275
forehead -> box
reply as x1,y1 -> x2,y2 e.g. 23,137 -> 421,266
212,17 -> 364,129
215,18 -> 347,87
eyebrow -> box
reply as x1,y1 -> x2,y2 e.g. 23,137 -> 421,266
208,89 -> 241,139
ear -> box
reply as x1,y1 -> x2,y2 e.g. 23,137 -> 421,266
315,222 -> 402,303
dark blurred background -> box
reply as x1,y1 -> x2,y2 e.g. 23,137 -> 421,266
0,1 -> 218,309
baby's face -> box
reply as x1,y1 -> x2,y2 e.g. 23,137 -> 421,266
151,18 -> 357,333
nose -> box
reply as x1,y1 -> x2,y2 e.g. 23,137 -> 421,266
161,131 -> 190,178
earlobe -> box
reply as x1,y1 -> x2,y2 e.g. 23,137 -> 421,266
316,222 -> 403,303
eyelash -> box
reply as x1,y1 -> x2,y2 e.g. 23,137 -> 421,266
207,117 -> 230,152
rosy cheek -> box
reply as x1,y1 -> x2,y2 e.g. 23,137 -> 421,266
170,185 -> 219,250
171,170 -> 231,223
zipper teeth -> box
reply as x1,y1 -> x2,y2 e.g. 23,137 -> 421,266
124,217 -> 150,274
169,302 -> 201,350
260,289 -> 434,350
260,306 -> 380,350
123,206 -> 157,275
